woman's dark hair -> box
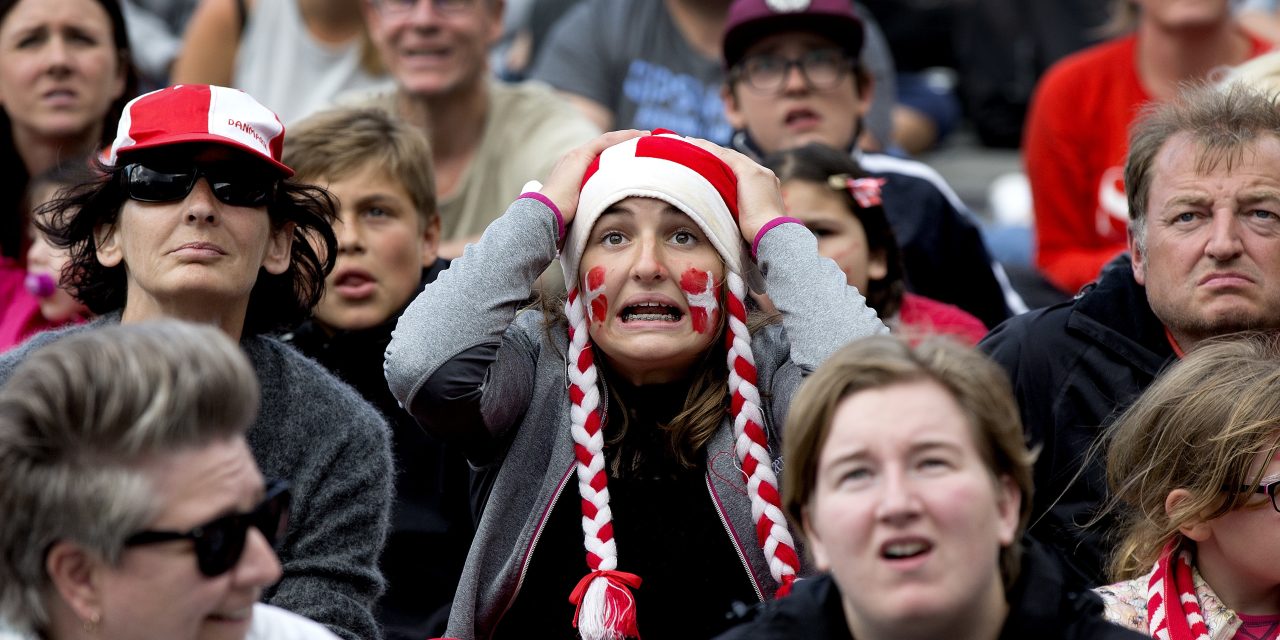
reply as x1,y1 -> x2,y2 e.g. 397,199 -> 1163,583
761,143 -> 907,319
0,0 -> 139,260
37,155 -> 338,335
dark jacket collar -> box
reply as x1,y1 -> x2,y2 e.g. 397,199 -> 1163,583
1067,254 -> 1174,377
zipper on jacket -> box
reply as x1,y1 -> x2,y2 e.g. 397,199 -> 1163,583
491,461 -> 575,636
707,474 -> 766,603
493,375 -> 608,635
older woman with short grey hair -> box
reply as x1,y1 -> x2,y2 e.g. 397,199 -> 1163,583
0,321 -> 337,640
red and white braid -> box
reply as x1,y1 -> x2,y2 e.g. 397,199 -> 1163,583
724,270 -> 801,596
565,287 -> 641,640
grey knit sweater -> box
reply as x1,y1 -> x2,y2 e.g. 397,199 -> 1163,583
385,197 -> 886,639
0,316 -> 393,640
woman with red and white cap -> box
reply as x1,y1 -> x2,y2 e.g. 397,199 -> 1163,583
0,84 -> 393,640
385,129 -> 886,640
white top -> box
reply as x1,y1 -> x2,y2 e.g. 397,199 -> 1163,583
0,604 -> 339,640
233,0 -> 387,124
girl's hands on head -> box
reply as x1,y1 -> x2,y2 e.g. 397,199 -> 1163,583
683,138 -> 787,245
540,129 -> 647,227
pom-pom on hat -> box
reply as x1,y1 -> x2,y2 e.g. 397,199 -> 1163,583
559,131 -> 800,640
722,0 -> 865,71
107,84 -> 293,177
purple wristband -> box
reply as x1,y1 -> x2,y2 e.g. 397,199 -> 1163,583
752,217 -> 805,259
519,192 -> 564,241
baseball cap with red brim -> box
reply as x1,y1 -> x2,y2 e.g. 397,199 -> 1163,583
107,84 -> 294,177
722,0 -> 865,71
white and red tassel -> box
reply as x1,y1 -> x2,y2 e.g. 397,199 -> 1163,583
724,272 -> 801,597
565,288 -> 642,639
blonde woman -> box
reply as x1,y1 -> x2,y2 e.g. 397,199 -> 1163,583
1096,334 -> 1280,638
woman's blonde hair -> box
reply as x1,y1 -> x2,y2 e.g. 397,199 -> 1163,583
1105,333 -> 1280,580
782,335 -> 1034,587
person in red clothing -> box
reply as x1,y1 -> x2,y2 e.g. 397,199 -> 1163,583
1024,0 -> 1268,294
763,143 -> 988,345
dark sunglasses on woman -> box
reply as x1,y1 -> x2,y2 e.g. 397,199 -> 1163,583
124,479 -> 291,577
120,162 -> 279,208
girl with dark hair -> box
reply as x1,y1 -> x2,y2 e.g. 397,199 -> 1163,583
762,143 -> 988,344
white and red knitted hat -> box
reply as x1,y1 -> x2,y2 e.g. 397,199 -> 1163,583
106,84 -> 292,177
559,131 -> 799,640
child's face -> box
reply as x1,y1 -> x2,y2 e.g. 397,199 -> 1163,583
781,179 -> 886,292
26,186 -> 87,323
312,166 -> 439,331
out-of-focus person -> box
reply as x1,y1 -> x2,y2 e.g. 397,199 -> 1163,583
353,0 -> 599,260
715,336 -> 1145,640
0,0 -> 135,264
761,143 -> 987,344
718,0 -> 1022,329
528,0 -> 901,153
172,0 -> 387,124
0,84 -> 394,640
1023,0 -> 1268,294
1,162 -> 94,353
0,320 -> 339,640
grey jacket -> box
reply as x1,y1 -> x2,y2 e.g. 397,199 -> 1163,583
0,317 -> 393,640
385,197 -> 885,639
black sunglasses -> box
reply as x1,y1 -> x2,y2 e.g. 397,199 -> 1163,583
121,162 -> 279,208
124,480 -> 291,577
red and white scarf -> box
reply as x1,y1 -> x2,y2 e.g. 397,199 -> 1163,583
1147,541 -> 1210,640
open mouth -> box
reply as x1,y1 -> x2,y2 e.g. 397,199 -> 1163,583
620,301 -> 684,323
881,539 -> 933,560
784,108 -> 820,126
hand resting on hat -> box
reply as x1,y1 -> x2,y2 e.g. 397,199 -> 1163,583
683,137 -> 788,246
539,129 -> 648,231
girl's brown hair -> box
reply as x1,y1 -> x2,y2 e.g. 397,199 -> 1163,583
1104,333 -> 1280,579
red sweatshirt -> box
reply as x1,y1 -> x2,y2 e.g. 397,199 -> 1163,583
1024,32 -> 1269,294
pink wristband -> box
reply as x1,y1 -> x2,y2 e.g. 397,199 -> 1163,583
519,192 -> 564,241
752,217 -> 805,259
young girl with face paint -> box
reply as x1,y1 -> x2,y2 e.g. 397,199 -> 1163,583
385,129 -> 886,640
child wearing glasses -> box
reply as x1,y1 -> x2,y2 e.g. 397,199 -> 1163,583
718,0 -> 1018,332
280,107 -> 470,640
1096,334 -> 1280,638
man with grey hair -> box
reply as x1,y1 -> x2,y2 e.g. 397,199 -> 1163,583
980,83 -> 1280,589
0,321 -> 337,639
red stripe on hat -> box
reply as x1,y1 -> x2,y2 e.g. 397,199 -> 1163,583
634,135 -> 739,219
580,155 -> 602,190
129,85 -> 211,147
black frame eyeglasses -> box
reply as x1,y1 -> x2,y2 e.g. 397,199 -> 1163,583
370,0 -> 477,18
1227,479 -> 1280,512
120,162 -> 279,208
733,48 -> 854,94
123,480 -> 291,577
